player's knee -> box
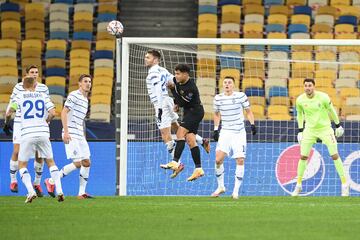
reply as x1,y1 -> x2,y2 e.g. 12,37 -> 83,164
331,154 -> 339,160
73,162 -> 82,168
82,159 -> 91,167
301,155 -> 308,160
215,158 -> 223,165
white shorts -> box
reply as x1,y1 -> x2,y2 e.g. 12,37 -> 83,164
155,96 -> 179,129
18,136 -> 53,162
13,121 -> 21,144
216,129 -> 247,159
64,137 -> 91,162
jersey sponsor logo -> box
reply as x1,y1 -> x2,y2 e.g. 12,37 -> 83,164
344,150 -> 360,192
275,144 -> 325,196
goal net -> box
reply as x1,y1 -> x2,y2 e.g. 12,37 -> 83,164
118,38 -> 360,197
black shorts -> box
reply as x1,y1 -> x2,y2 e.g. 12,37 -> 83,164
180,105 -> 204,134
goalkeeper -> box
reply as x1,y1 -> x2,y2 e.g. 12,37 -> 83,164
292,79 -> 349,197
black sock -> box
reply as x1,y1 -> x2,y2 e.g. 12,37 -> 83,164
174,140 -> 185,162
190,146 -> 201,168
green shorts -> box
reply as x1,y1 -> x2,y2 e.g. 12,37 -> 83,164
300,126 -> 338,157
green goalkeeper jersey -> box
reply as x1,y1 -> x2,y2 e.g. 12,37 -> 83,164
296,91 -> 340,130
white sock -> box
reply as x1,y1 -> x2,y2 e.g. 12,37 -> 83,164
10,159 -> 18,183
33,161 -> 44,185
19,168 -> 34,194
195,134 -> 203,145
215,164 -> 225,189
233,165 -> 244,196
79,166 -> 90,195
49,165 -> 63,195
60,163 -> 77,178
166,140 -> 175,159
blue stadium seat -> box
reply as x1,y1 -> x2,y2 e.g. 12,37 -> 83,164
76,0 -> 95,3
94,50 -> 113,60
53,0 -> 74,4
219,51 -> 241,69
50,31 -> 69,40
198,5 -> 217,14
269,45 -> 290,52
73,32 -> 92,41
245,88 -> 265,97
293,6 -> 312,16
288,24 -> 308,37
49,86 -> 66,96
338,16 -> 357,26
46,68 -> 66,77
244,45 -> 266,51
46,50 -> 66,59
0,2 -> 19,12
266,24 -> 285,33
97,13 -> 117,22
218,0 -> 241,6
264,0 -> 284,5
269,86 -> 288,98
357,80 -> 360,89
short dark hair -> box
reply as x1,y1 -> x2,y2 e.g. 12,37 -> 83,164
174,64 -> 190,74
304,78 -> 315,85
224,76 -> 235,82
26,65 -> 38,73
23,76 -> 35,87
79,74 -> 92,82
146,49 -> 161,59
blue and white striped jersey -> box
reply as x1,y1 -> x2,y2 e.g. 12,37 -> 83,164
8,82 -> 49,124
12,91 -> 54,138
146,64 -> 173,108
63,90 -> 88,139
213,91 -> 250,132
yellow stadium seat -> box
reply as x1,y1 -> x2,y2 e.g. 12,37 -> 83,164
74,12 -> 93,22
267,32 -> 286,39
222,5 -> 241,24
338,6 -> 359,18
0,84 -> 15,94
26,20 -> 45,32
335,24 -> 354,33
248,96 -> 266,107
313,32 -> 334,39
96,40 -> 115,51
244,51 -> 264,70
90,111 -> 111,122
311,24 -> 332,33
70,49 -> 90,60
339,88 -> 360,98
70,67 -> 89,78
251,104 -> 266,119
92,85 -> 112,96
70,59 -> 90,68
269,5 -> 291,16
317,6 -> 337,17
315,70 -> 337,80
91,94 -> 111,105
292,51 -> 312,61
286,0 -> 306,6
291,15 -> 311,28
198,22 -> 217,38
46,59 -> 65,69
0,57 -> 17,67
270,96 -> 290,106
0,39 -> 17,50
243,4 -> 264,16
94,67 -> 114,79
198,14 -> 217,24
0,94 -> 11,103
1,12 -> 20,21
243,23 -> 263,33
1,21 -> 21,40
331,0 -> 350,5
46,77 -> 66,87
71,40 -> 91,51
242,77 -> 263,90
22,58 -> 42,70
97,32 -> 116,40
317,87 -> 337,97
47,40 -> 66,51
268,113 -> 292,120
25,3 -> 45,21
268,14 -> 287,26
314,78 -> 333,88
98,4 -> 118,14
288,78 -> 304,88
93,77 -> 113,87
94,59 -> 113,69
341,106 -> 360,117
74,21 -> 93,32
243,0 -> 262,4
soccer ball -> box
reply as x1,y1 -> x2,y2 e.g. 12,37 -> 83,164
107,20 -> 124,36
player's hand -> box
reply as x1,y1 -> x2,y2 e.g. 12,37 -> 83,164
335,125 -> 344,138
63,132 -> 71,144
157,108 -> 163,122
2,122 -> 13,136
167,78 -> 175,89
212,130 -> 219,141
251,124 -> 257,135
297,132 -> 303,144
173,104 -> 179,112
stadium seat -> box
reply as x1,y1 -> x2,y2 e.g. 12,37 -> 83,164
248,96 -> 266,106
336,78 -> 357,89
315,14 -> 335,27
242,77 -> 263,90
243,4 -> 264,16
220,23 -> 240,38
317,6 -> 337,18
199,13 -> 217,24
221,5 -> 241,23
268,14 -> 288,26
338,16 -> 357,26
266,24 -> 285,33
245,14 -> 264,24
46,76 -> 66,87
245,87 -> 265,97
286,0 -> 306,6
250,104 -> 266,119
293,5 -> 312,16
269,5 -> 291,16
270,96 -> 290,106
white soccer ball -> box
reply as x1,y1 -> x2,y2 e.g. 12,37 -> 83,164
107,20 -> 124,36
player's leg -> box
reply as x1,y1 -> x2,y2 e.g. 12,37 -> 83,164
211,150 -> 226,197
9,143 -> 19,193
320,128 -> 349,196
33,151 -> 44,197
292,130 -> 316,196
78,158 -> 94,199
186,133 -> 204,181
160,127 -> 175,159
231,131 -> 247,199
18,139 -> 37,203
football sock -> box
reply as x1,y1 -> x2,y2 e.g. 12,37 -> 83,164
333,158 -> 346,184
166,140 -> 175,159
79,166 -> 90,195
33,160 -> 44,185
10,159 -> 18,183
60,163 -> 78,178
174,140 -> 185,162
190,146 -> 201,168
215,164 -> 225,189
233,165 -> 244,195
297,159 -> 307,185
49,165 -> 63,195
19,168 -> 34,194
195,134 -> 203,145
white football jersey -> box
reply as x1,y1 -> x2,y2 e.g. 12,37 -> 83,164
63,90 -> 88,139
146,64 -> 174,108
13,91 -> 54,138
8,82 -> 49,124
213,91 -> 250,132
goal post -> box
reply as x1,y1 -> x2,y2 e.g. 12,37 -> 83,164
117,38 -> 360,197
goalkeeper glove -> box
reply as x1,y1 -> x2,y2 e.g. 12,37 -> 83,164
212,130 -> 219,142
157,108 -> 163,123
3,122 -> 13,136
335,124 -> 344,138
297,128 -> 303,144
251,124 -> 257,135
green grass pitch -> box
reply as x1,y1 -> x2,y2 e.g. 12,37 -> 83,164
1,196 -> 360,240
